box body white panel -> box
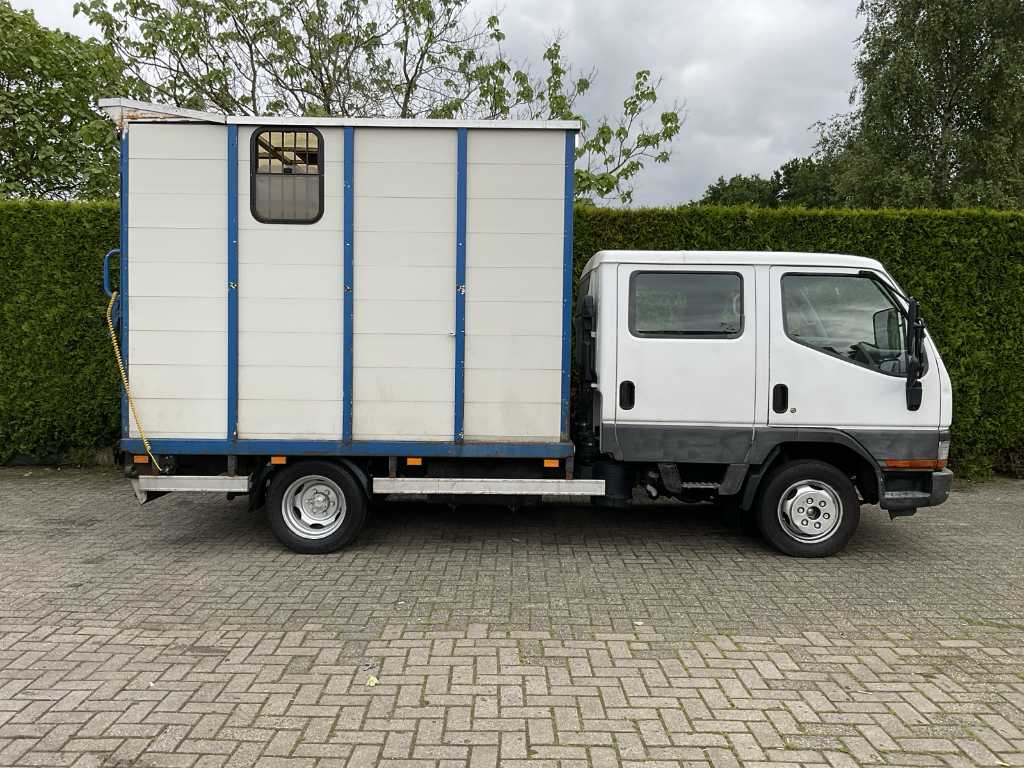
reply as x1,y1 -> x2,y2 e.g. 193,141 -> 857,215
124,120 -> 571,448
127,123 -> 227,439
464,130 -> 566,441
353,129 -> 457,441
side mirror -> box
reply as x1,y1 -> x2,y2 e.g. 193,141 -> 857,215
904,298 -> 926,411
581,294 -> 596,323
872,307 -> 899,349
577,294 -> 597,383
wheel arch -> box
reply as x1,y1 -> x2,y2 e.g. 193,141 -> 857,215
251,456 -> 370,511
740,435 -> 881,511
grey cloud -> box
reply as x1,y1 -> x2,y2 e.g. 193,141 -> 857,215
485,0 -> 862,204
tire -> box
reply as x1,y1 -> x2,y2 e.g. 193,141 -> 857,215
756,459 -> 860,557
267,461 -> 367,554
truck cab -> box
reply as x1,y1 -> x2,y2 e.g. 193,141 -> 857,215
574,250 -> 953,557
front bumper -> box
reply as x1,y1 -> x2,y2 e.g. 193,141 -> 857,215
880,468 -> 953,515
929,468 -> 954,506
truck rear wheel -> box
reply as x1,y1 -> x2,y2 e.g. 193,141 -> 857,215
756,459 -> 860,557
268,461 -> 367,553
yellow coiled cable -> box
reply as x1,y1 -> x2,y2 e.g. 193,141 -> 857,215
105,291 -> 163,472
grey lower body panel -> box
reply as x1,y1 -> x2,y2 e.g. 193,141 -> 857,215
600,423 -> 947,511
601,423 -> 753,463
845,429 -> 940,464
373,478 -> 605,496
604,423 -> 940,467
747,426 -> 939,466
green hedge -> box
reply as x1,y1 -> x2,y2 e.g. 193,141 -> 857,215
575,206 -> 1024,476
0,200 -> 120,463
2,200 -> 1022,475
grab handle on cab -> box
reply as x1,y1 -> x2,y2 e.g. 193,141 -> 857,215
772,383 -> 789,413
619,380 -> 635,411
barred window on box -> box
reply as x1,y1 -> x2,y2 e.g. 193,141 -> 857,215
251,128 -> 324,224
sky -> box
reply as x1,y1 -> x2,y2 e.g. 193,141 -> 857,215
13,0 -> 863,206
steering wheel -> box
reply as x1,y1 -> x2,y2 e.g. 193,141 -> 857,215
851,342 -> 879,366
853,342 -> 906,372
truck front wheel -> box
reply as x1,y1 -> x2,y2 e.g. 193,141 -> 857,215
268,461 -> 367,553
756,460 -> 860,557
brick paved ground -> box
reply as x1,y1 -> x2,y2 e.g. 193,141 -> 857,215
0,468 -> 1022,768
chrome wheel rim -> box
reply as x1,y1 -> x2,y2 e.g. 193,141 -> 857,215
281,475 -> 346,540
777,480 -> 843,543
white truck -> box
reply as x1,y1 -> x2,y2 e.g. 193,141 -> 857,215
99,99 -> 953,557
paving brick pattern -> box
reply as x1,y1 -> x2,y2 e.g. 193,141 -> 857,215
1,468 -> 1022,767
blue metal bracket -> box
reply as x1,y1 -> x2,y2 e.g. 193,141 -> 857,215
122,437 -> 576,459
227,125 -> 239,443
102,248 -> 120,297
454,128 -> 468,442
343,126 -> 355,443
560,130 -> 576,440
119,131 -> 130,438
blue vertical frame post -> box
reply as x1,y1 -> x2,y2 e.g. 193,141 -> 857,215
227,125 -> 239,443
343,127 -> 355,443
560,131 -> 576,440
454,128 -> 468,442
119,131 -> 130,438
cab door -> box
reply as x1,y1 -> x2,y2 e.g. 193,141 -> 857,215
767,267 -> 941,429
612,264 -> 757,462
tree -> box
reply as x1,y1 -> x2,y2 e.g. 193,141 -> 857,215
821,0 -> 1024,209
701,0 -> 1024,210
774,157 -> 839,208
699,173 -> 779,207
75,0 -> 682,204
698,157 -> 837,208
0,1 -> 137,199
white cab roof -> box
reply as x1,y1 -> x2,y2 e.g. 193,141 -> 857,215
99,98 -> 580,131
582,250 -> 887,275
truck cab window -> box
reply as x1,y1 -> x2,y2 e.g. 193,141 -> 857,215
629,272 -> 743,338
782,274 -> 908,375
251,128 -> 324,224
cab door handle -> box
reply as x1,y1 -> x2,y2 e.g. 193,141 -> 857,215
772,383 -> 789,413
619,380 -> 635,410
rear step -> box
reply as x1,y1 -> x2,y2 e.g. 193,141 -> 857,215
372,478 -> 605,496
131,474 -> 250,504
656,463 -> 719,493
